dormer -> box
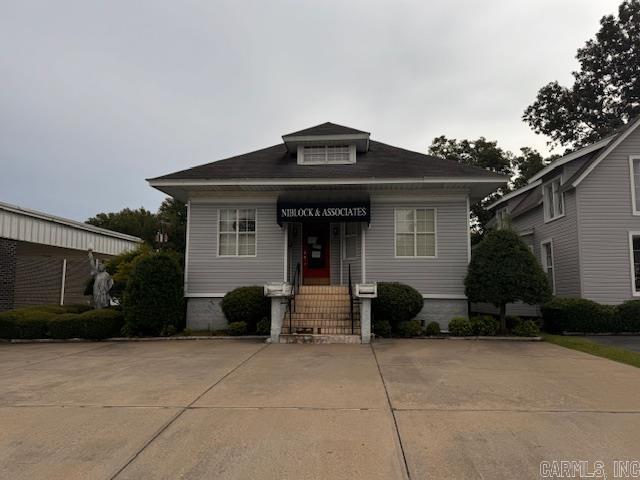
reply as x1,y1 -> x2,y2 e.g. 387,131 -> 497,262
282,122 -> 370,165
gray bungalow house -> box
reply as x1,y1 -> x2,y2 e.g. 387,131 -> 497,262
485,116 -> 640,316
149,123 -> 506,340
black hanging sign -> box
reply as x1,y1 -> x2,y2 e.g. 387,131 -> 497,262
277,196 -> 370,225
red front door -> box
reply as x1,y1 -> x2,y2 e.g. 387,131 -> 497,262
302,224 -> 330,285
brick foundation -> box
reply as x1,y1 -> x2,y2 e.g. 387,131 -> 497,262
0,238 -> 17,312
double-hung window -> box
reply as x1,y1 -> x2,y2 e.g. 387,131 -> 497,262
343,223 -> 358,259
395,208 -> 436,257
541,240 -> 555,293
496,208 -> 509,229
629,233 -> 640,295
629,156 -> 640,215
218,208 -> 256,256
543,177 -> 564,222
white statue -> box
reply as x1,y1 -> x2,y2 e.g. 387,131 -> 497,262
88,249 -> 113,309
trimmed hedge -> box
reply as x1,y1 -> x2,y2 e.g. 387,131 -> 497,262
372,318 -> 392,337
512,318 -> 540,337
372,282 -> 423,332
541,297 -> 616,333
616,299 -> 640,333
425,321 -> 441,336
470,315 -> 499,336
122,252 -> 185,336
396,319 -> 423,338
256,317 -> 271,335
448,317 -> 472,336
221,286 -> 270,334
228,321 -> 248,336
0,306 -> 123,340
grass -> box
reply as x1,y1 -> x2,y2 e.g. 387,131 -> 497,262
543,334 -> 640,368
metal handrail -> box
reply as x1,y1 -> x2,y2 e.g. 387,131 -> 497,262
348,263 -> 354,334
288,263 -> 301,334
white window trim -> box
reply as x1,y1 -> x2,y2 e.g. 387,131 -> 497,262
542,176 -> 565,223
628,156 -> 640,216
393,207 -> 438,258
297,144 -> 356,165
342,222 -> 358,260
216,208 -> 258,257
540,238 -> 556,294
628,231 -> 640,297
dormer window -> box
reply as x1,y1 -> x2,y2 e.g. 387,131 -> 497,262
298,144 -> 356,165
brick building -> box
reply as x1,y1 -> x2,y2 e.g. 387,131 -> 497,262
0,201 -> 141,311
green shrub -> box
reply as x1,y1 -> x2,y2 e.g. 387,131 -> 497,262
425,321 -> 441,336
541,297 -> 616,333
48,314 -> 86,339
228,321 -> 247,336
505,315 -> 521,331
465,229 -> 551,331
372,318 -> 392,337
470,315 -> 499,336
396,319 -> 423,338
82,309 -> 125,339
372,283 -> 423,332
221,286 -> 270,334
256,317 -> 271,335
0,307 -> 59,339
512,319 -> 540,337
616,300 -> 640,333
122,252 -> 185,336
448,317 -> 472,336
63,304 -> 93,314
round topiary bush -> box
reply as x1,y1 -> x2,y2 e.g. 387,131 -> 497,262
122,252 -> 185,336
396,319 -> 423,338
372,282 -> 423,332
448,317 -> 472,336
221,286 -> 270,334
616,299 -> 640,333
425,321 -> 441,336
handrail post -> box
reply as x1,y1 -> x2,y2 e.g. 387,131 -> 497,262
348,264 -> 354,335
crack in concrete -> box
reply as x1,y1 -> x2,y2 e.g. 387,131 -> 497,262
108,342 -> 270,480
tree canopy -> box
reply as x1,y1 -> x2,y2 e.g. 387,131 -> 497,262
428,137 -> 552,242
86,198 -> 187,253
465,229 -> 552,330
523,0 -> 640,148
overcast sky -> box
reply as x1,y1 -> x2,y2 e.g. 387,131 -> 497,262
0,0 -> 621,221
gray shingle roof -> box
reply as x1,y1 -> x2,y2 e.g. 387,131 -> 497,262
150,139 -> 506,181
282,122 -> 369,137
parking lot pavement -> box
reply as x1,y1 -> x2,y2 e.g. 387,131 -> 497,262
1,338 -> 639,479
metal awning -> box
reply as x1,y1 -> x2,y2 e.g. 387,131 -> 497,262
276,191 -> 370,225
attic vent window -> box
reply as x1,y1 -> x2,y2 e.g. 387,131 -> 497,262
298,144 -> 356,165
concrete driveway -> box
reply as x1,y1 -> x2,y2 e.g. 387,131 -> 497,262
0,339 -> 639,479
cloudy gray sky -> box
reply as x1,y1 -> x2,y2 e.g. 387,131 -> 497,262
0,0 -> 620,221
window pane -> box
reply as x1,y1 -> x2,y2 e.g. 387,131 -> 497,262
219,220 -> 235,233
416,209 -> 434,233
396,209 -> 414,233
238,233 -> 256,256
396,233 -> 414,256
303,146 -> 326,163
544,185 -> 554,218
327,145 -> 350,163
220,209 -> 234,222
219,233 -> 236,256
345,222 -> 359,235
416,233 -> 435,256
345,236 -> 357,258
238,209 -> 256,232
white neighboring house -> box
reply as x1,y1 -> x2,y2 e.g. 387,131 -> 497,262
480,116 -> 640,317
0,201 -> 141,311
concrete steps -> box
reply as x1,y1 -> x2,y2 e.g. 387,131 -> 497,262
283,285 -> 360,338
279,333 -> 361,344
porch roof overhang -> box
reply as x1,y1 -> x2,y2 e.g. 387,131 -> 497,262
148,177 -> 505,203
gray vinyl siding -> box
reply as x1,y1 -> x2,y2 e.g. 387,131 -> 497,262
510,188 -> 581,297
365,196 -> 468,295
577,125 -> 640,304
187,201 -> 284,294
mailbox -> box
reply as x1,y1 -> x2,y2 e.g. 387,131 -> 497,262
264,282 -> 292,297
355,283 -> 377,298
